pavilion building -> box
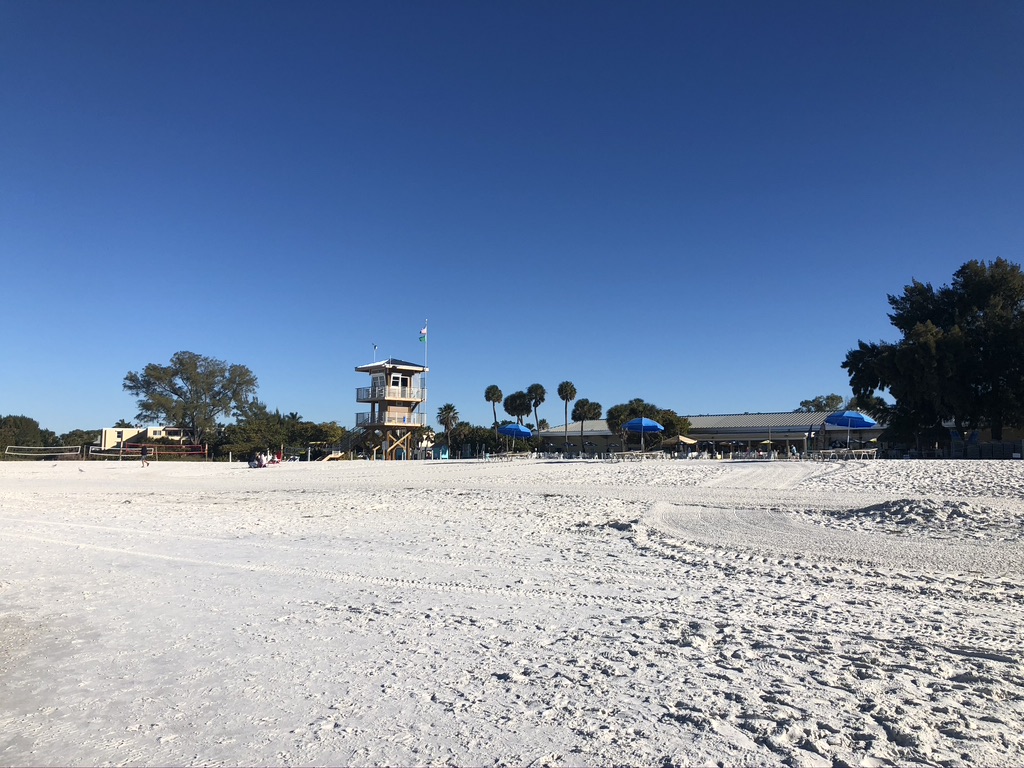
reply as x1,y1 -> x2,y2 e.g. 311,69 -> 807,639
537,411 -> 886,455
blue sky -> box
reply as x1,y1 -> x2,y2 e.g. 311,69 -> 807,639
3,1 -> 1023,434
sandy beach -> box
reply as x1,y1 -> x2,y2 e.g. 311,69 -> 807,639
1,458 -> 1022,766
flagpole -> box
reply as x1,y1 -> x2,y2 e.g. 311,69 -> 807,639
420,319 -> 428,426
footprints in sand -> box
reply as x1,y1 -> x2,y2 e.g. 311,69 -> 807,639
811,497 -> 1024,541
630,507 -> 1024,765
3,459 -> 1024,766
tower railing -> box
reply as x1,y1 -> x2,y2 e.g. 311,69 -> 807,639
356,412 -> 428,427
356,386 -> 426,402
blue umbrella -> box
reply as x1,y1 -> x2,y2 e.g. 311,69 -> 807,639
498,423 -> 532,450
623,417 -> 664,452
824,410 -> 877,447
824,410 -> 877,429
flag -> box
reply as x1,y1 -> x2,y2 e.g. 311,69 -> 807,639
419,326 -> 427,343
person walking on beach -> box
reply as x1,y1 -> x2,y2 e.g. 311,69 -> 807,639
141,445 -> 150,468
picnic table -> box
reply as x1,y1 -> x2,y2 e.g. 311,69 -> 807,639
812,448 -> 878,461
487,452 -> 534,462
611,451 -> 666,462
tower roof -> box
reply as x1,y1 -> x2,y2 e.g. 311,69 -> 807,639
354,357 -> 428,373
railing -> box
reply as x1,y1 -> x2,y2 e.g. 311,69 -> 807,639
356,386 -> 426,402
356,412 -> 428,427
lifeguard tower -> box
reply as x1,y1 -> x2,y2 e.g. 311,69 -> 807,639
354,358 -> 428,460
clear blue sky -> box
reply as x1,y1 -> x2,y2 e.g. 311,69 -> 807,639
3,1 -> 1022,434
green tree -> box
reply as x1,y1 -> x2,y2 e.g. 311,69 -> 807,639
557,380 -> 576,450
484,385 -> 503,441
503,391 -> 532,424
844,258 -> 1024,441
604,399 -> 639,434
436,403 -> 460,446
0,415 -> 44,451
795,394 -> 846,412
448,421 -> 472,457
570,398 -> 602,455
277,419 -> 347,460
123,351 -> 258,446
526,383 -> 546,433
466,424 -> 500,455
60,429 -> 100,448
218,399 -> 287,458
606,398 -> 691,449
846,394 -> 891,421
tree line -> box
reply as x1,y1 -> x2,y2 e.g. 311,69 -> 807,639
0,415 -> 99,454
2,351 -> 348,460
843,258 -> 1024,443
433,382 -> 693,455
9,259 -> 1022,459
434,259 -> 1024,453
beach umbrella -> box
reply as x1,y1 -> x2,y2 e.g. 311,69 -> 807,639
825,410 -> 877,429
623,417 -> 664,433
623,417 -> 664,453
824,410 -> 877,446
498,423 -> 532,451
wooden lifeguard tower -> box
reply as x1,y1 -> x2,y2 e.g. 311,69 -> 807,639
354,358 -> 428,460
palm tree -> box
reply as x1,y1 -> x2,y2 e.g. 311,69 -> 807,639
451,421 -> 475,457
526,383 -> 546,433
557,380 -> 576,451
436,403 -> 459,449
503,391 -> 532,424
484,385 -> 503,441
571,398 -> 602,457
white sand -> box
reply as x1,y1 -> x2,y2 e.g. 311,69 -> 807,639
1,458 -> 1022,766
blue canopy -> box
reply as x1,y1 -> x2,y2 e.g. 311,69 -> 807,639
824,410 -> 878,448
824,411 -> 877,429
623,417 -> 664,453
499,423 -> 533,439
623,417 -> 664,433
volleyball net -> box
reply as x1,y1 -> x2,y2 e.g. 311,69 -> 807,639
4,445 -> 83,460
88,443 -> 208,460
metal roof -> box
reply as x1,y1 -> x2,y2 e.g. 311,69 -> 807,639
536,412 -> 885,443
354,358 -> 428,373
684,411 -> 885,442
684,411 -> 839,430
